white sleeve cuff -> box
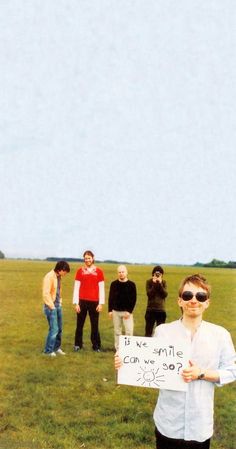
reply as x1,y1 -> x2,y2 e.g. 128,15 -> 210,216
72,280 -> 81,304
99,281 -> 105,304
217,365 -> 236,386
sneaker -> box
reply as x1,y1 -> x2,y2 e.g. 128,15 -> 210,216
56,348 -> 66,355
46,351 -> 56,357
93,348 -> 101,353
43,351 -> 56,357
74,346 -> 82,352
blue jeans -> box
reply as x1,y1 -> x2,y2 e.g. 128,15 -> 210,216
44,306 -> 62,353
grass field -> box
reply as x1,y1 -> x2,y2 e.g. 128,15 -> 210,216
0,260 -> 235,449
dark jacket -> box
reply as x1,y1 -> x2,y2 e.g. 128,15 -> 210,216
108,279 -> 137,313
145,279 -> 168,312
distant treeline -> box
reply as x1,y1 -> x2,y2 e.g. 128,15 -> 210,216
46,257 -> 84,263
46,257 -> 236,268
2,254 -> 235,268
194,259 -> 236,269
45,257 -> 131,264
43,258 -> 236,268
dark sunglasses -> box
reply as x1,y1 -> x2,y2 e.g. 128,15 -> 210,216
181,291 -> 208,302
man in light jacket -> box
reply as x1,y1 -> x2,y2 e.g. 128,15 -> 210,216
42,260 -> 70,356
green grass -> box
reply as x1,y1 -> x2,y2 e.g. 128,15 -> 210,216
0,260 -> 235,449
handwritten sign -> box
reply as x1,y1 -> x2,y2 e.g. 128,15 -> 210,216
117,335 -> 190,391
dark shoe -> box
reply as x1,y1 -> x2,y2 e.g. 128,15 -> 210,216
93,348 -> 101,352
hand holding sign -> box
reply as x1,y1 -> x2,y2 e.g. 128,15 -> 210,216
117,335 -> 190,391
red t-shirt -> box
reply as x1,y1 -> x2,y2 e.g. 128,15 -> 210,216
75,266 -> 104,301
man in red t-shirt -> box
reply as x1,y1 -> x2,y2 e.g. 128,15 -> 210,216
72,250 -> 105,352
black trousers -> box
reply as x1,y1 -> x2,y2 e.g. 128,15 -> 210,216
74,300 -> 101,350
155,428 -> 211,449
145,310 -> 166,337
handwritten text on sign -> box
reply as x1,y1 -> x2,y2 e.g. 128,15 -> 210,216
117,335 -> 190,391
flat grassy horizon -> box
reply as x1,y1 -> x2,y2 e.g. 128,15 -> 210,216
0,260 -> 235,449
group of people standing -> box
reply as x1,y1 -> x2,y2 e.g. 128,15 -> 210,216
42,251 -> 235,449
42,250 -> 168,356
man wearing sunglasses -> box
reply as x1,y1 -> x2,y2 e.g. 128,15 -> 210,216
115,274 -> 236,449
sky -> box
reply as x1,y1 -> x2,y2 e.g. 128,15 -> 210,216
0,1 -> 236,265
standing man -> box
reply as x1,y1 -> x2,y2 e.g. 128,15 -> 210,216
73,250 -> 105,352
115,274 -> 236,449
145,265 -> 168,337
42,260 -> 70,357
108,265 -> 137,351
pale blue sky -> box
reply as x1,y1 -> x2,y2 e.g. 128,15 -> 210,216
1,1 -> 236,264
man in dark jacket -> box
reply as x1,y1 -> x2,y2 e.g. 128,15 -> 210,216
108,265 -> 137,350
145,265 -> 168,337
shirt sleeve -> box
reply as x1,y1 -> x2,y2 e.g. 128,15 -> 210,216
108,281 -> 115,312
98,281 -> 105,305
75,268 -> 82,281
128,282 -> 137,313
98,268 -> 105,282
72,280 -> 81,305
217,331 -> 236,386
42,273 -> 55,309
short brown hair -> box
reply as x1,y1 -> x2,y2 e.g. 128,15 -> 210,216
54,260 -> 70,273
83,250 -> 94,259
178,274 -> 211,298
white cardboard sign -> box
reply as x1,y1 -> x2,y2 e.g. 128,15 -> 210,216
117,335 -> 190,391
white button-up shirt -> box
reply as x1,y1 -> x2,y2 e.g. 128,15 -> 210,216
153,320 -> 236,442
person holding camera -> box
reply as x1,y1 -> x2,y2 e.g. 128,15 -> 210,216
145,265 -> 168,337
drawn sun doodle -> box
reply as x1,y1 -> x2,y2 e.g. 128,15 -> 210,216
136,367 -> 165,387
